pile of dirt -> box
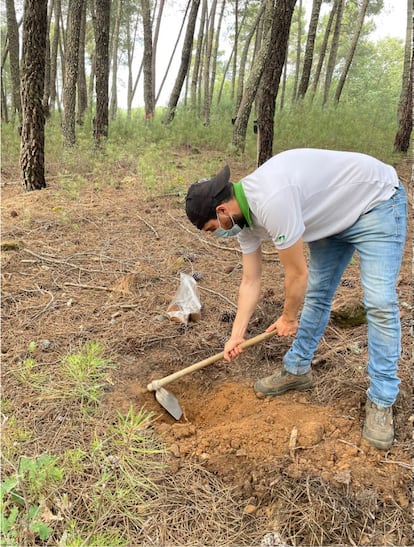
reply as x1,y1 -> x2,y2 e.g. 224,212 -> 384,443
1,154 -> 412,545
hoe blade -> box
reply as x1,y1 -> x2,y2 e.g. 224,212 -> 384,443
155,387 -> 183,420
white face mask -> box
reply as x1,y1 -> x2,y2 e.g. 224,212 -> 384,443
214,213 -> 242,238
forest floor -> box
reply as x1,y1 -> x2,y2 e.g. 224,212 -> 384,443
1,150 -> 413,546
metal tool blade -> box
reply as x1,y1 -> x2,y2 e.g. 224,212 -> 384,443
155,387 -> 183,420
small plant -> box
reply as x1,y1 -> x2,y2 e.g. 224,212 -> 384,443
59,341 -> 115,405
12,343 -> 47,389
1,454 -> 64,546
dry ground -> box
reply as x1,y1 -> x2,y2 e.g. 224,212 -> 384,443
1,152 -> 413,546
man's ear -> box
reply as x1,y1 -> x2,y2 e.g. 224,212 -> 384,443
216,203 -> 228,215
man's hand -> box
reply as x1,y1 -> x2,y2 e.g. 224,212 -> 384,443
267,315 -> 298,336
224,335 -> 245,362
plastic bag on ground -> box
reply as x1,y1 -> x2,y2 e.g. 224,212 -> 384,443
167,272 -> 202,324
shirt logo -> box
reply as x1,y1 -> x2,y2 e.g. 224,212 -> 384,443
278,235 -> 286,242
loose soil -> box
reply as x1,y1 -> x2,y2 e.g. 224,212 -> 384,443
1,152 -> 413,546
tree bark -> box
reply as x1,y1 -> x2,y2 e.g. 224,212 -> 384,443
190,0 -> 207,111
311,1 -> 336,98
297,0 -> 322,99
5,0 -> 21,118
42,0 -> 54,117
141,0 -> 155,119
334,0 -> 369,104
291,0 -> 302,102
203,0 -> 217,125
164,0 -> 201,124
323,0 -> 344,106
232,0 -> 274,153
257,0 -> 296,165
152,0 -> 165,105
49,0 -> 61,111
62,0 -> 83,146
20,0 -> 48,191
94,0 -> 110,144
77,0 -> 88,124
156,0 -> 190,105
231,0 -> 239,100
234,1 -> 265,117
394,0 -> 413,153
109,0 -> 122,120
207,0 -> 226,123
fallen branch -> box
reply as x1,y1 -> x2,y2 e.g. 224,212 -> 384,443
380,459 -> 412,470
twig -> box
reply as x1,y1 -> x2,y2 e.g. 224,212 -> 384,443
22,248 -> 125,274
289,426 -> 298,461
30,285 -> 55,321
136,213 -> 160,239
380,459 -> 412,470
198,285 -> 237,309
338,439 -> 365,454
64,282 -> 114,292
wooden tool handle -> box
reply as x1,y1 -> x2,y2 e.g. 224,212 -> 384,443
147,330 -> 276,391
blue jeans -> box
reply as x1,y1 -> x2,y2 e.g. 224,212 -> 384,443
284,184 -> 407,407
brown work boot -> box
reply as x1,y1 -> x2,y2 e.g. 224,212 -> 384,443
362,400 -> 394,450
254,368 -> 313,397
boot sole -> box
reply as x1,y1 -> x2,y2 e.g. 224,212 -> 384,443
254,380 -> 313,397
362,427 -> 393,450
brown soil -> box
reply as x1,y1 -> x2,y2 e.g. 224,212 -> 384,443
1,153 -> 413,546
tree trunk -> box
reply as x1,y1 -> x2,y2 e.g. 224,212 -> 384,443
94,0 -> 110,145
156,0 -> 190,104
334,0 -> 369,104
231,0 -> 275,153
257,0 -> 296,165
322,0 -> 344,106
20,0 -> 47,191
77,0 -> 88,124
297,0 -> 322,99
394,0 -> 413,153
62,0 -> 83,147
49,0 -> 61,111
152,0 -> 165,105
207,0 -> 226,122
141,0 -> 155,119
396,0 -> 413,121
393,51 -> 412,153
164,0 -> 201,124
190,0 -> 207,111
231,0 -> 239,99
234,1 -> 265,117
291,0 -> 302,102
42,0 -> 54,117
5,0 -> 21,118
311,1 -> 336,98
1,38 -> 9,121
203,0 -> 217,125
109,0 -> 122,120
126,12 -> 140,115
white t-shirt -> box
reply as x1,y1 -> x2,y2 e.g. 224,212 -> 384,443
237,148 -> 399,253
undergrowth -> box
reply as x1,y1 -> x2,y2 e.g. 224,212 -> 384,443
1,342 -> 166,546
1,94 -> 407,195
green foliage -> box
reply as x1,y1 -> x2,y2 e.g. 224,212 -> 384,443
1,455 -> 63,546
59,407 -> 165,546
274,97 -> 401,163
58,341 -> 115,405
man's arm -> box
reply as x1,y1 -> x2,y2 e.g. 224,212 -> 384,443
267,237 -> 308,336
223,248 -> 262,361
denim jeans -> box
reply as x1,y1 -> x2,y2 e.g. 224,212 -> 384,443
284,183 -> 407,408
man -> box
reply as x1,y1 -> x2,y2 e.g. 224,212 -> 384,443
185,148 -> 407,450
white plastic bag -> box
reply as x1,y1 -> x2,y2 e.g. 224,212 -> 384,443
167,272 -> 202,324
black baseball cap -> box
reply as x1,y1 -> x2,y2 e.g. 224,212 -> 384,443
185,165 -> 231,229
